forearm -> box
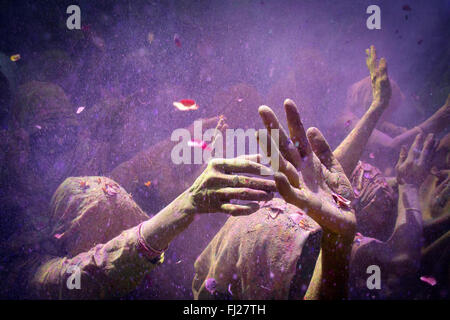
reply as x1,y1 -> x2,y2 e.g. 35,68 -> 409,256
31,226 -> 161,299
378,121 -> 407,137
140,190 -> 195,251
334,101 -> 388,176
389,126 -> 423,152
388,184 -> 423,267
305,233 -> 353,300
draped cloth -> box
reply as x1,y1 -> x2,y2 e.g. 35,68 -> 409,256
193,198 -> 322,300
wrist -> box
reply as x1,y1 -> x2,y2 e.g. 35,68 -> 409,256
398,182 -> 420,191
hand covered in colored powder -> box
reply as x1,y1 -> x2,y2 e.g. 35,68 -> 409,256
366,45 -> 392,107
396,132 -> 437,186
183,154 -> 276,216
257,99 -> 356,241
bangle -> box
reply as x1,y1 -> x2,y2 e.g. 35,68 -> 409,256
137,223 -> 167,261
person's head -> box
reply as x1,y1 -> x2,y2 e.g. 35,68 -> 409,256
350,161 -> 396,240
346,76 -> 405,121
11,81 -> 79,190
49,176 -> 149,257
420,133 -> 450,219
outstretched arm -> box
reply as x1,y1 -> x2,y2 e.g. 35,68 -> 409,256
257,99 -> 356,300
334,45 -> 392,176
386,133 -> 436,271
32,155 -> 275,299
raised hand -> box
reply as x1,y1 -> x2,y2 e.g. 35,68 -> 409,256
396,132 -> 437,186
257,99 -> 356,240
184,155 -> 276,216
366,45 -> 392,106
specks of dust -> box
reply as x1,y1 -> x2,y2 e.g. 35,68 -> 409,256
76,106 -> 85,114
10,54 -> 21,62
173,99 -> 199,111
369,152 -> 375,159
205,278 -> 217,294
420,276 -> 437,286
344,119 -> 352,128
53,233 -> 63,239
35,125 -> 42,130
144,181 -> 152,188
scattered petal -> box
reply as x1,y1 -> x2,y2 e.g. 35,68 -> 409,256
76,106 -> 85,114
10,54 -> 21,62
188,139 -> 211,151
402,4 -> 412,11
205,278 -> 217,294
228,284 -> 233,296
147,32 -> 155,44
174,34 -> 182,47
103,184 -> 119,196
420,276 -> 437,286
53,233 -> 63,239
79,180 -> 89,190
332,192 -> 352,209
173,99 -> 199,111
369,152 -> 375,159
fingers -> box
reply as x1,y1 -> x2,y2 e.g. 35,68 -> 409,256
419,133 -> 436,166
236,154 -> 261,163
258,105 -> 302,168
284,99 -> 312,158
397,145 -> 408,167
210,157 -> 273,176
274,172 -> 304,207
220,202 -> 260,216
408,132 -> 425,161
212,173 -> 277,192
379,57 -> 388,76
366,45 -> 377,75
256,130 -> 300,188
216,187 -> 274,201
306,127 -> 344,174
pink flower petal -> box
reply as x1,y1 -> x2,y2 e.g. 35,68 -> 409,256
420,276 -> 437,286
76,106 -> 85,114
